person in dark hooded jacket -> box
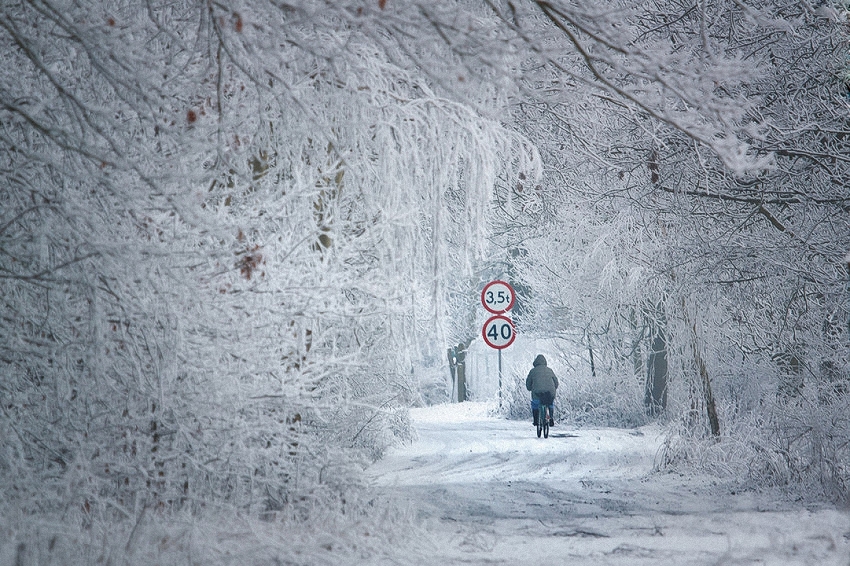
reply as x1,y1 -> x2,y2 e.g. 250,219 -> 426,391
525,354 -> 558,427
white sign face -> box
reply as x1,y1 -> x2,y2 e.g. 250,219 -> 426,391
482,315 -> 516,350
481,280 -> 515,314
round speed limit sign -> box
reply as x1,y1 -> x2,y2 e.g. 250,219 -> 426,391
482,315 -> 516,350
481,280 -> 515,314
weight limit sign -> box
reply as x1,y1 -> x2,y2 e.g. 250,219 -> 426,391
481,280 -> 515,315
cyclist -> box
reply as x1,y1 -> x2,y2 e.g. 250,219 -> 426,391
526,354 -> 558,427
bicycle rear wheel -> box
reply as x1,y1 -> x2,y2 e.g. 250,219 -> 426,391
543,406 -> 550,438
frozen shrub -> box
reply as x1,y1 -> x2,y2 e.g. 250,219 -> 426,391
500,367 -> 649,429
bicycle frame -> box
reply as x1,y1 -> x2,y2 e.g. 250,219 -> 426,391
536,403 -> 551,438
532,395 -> 554,438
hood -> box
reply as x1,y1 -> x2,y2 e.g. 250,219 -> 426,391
533,354 -> 547,367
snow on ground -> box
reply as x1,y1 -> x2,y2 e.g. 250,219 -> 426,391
366,401 -> 850,565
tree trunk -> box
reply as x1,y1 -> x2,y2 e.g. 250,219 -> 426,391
447,346 -> 457,401
682,299 -> 721,437
585,330 -> 597,378
631,313 -> 644,381
645,330 -> 668,416
455,341 -> 470,402
457,362 -> 468,402
693,346 -> 721,437
449,340 -> 473,402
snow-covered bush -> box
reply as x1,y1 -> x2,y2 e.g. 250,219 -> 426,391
499,359 -> 649,428
660,383 -> 850,501
557,372 -> 651,429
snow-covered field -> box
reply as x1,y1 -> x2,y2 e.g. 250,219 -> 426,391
367,402 -> 850,565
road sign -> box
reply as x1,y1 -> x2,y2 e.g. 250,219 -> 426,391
481,280 -> 515,314
482,315 -> 516,350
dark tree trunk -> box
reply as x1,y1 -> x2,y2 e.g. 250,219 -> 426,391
456,362 -> 468,402
447,346 -> 457,401
449,339 -> 472,402
645,331 -> 668,416
585,329 -> 597,378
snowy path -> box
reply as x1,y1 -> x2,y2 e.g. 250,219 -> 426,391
366,402 -> 850,565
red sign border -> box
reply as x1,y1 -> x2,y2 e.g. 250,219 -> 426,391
481,280 -> 516,315
482,315 -> 516,350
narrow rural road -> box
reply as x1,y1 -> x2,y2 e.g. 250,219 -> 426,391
366,402 -> 850,565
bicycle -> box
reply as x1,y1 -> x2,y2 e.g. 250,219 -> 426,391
534,391 -> 555,439
537,404 -> 551,438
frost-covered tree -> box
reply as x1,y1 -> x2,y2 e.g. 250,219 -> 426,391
501,0 -> 850,495
0,0 -> 536,525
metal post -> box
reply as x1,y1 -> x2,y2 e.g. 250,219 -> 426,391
498,348 -> 502,408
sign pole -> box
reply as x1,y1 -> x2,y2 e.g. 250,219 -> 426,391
498,349 -> 503,409
481,280 -> 516,410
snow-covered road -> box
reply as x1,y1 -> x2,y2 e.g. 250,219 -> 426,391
366,402 -> 850,565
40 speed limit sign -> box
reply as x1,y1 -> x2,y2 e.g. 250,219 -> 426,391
482,315 -> 516,350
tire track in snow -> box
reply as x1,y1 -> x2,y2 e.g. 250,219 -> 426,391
367,402 -> 850,565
